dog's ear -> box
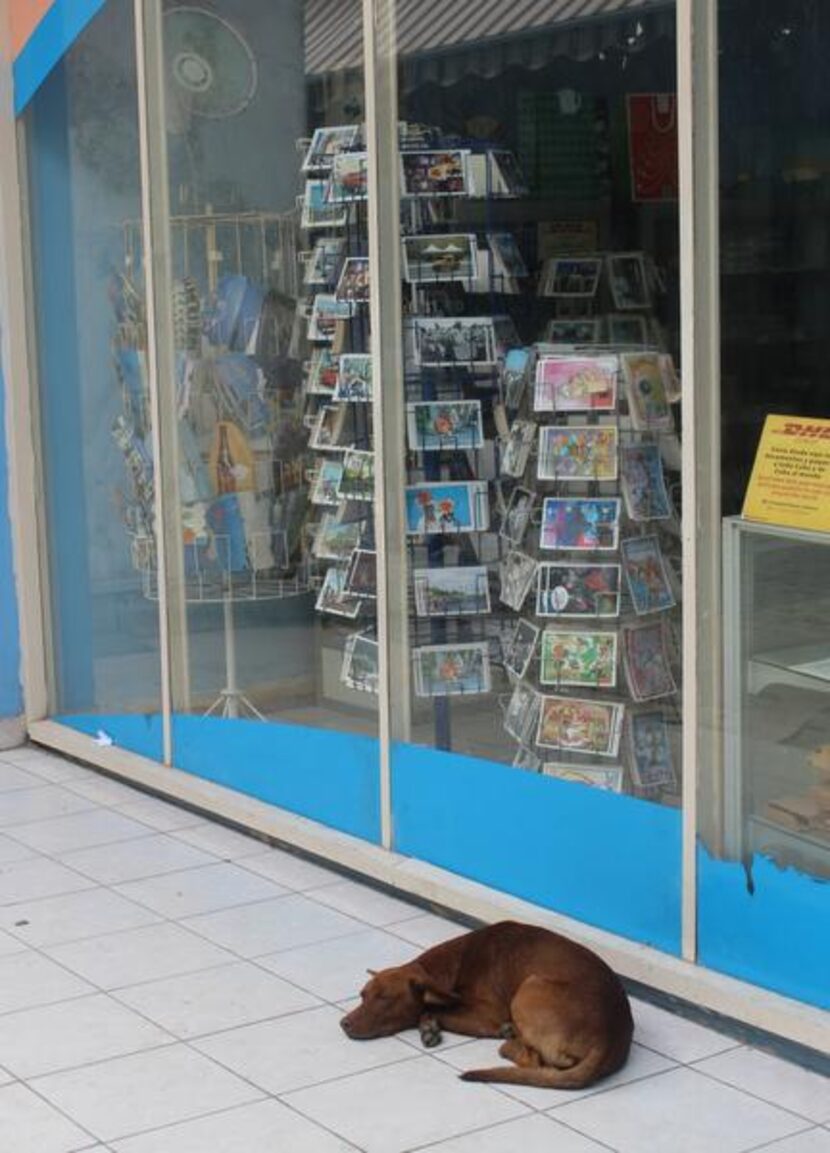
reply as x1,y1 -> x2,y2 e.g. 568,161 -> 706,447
410,966 -> 460,1007
365,969 -> 378,977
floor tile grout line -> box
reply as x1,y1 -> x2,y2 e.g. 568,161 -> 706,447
682,1060 -> 828,1127
2,1067 -> 108,1149
741,1123 -> 826,1153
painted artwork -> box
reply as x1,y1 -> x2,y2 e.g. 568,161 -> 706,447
414,643 -> 491,697
534,356 -> 618,413
539,629 -> 618,689
627,709 -> 675,788
536,563 -> 621,618
539,499 -> 621,552
413,565 -> 490,617
620,443 -> 672,521
621,352 -> 672,430
404,481 -> 488,535
537,425 -> 618,482
536,696 -> 624,758
620,535 -> 676,615
622,619 -> 677,701
407,401 -> 484,451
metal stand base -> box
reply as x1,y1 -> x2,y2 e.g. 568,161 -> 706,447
204,594 -> 267,721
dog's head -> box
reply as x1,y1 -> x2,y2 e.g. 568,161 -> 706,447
340,963 -> 459,1039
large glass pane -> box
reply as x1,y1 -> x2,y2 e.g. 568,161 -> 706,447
25,3 -> 164,758
382,0 -> 684,947
699,0 -> 830,1008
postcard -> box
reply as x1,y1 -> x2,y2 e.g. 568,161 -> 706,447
402,233 -> 477,284
621,534 -> 676,614
536,695 -> 624,758
500,486 -> 535,547
540,498 -> 621,552
499,549 -> 537,611
534,355 -> 618,413
536,563 -> 621,618
341,633 -> 379,693
406,400 -> 484,451
305,237 -> 344,286
489,150 -> 528,197
413,565 -> 490,617
308,294 -> 353,342
608,252 -> 650,309
627,709 -> 675,788
334,354 -> 373,401
543,257 -> 603,298
401,150 -> 469,196
621,352 -> 672,430
315,566 -> 362,619
302,125 -> 360,172
488,232 -> 528,280
539,629 -> 617,689
414,642 -> 491,697
502,347 -> 530,409
542,763 -> 624,792
313,513 -> 362,561
306,349 -> 339,396
329,152 -> 368,201
501,421 -> 536,478
309,404 -> 347,452
622,619 -> 677,701
337,449 -> 375,501
310,459 -> 343,506
405,480 -> 489,535
504,618 -> 540,680
344,548 -> 377,598
301,180 -> 348,230
545,318 -> 602,345
607,313 -> 649,346
336,257 -> 370,304
660,353 -> 681,402
412,317 -> 497,367
620,443 -> 671,521
513,746 -> 543,773
504,681 -> 541,745
537,425 -> 618,483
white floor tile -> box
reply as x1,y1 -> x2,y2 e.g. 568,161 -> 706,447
552,1066 -> 806,1153
1,888 -> 161,948
0,786 -> 97,829
114,861 -> 288,918
32,1045 -> 263,1143
694,1047 -> 830,1124
10,810 -> 156,855
750,1131 -> 830,1152
194,1003 -> 416,1095
111,797 -> 204,833
238,849 -> 341,891
57,835 -> 216,885
0,993 -> 173,1079
284,1052 -> 527,1153
113,960 -> 320,1039
0,1082 -> 95,1153
258,927 -> 418,1002
0,833 -> 37,865
183,893 -> 366,958
308,879 -> 423,927
45,922 -> 236,990
387,912 -> 467,949
0,927 -> 27,956
0,749 -> 91,782
64,777 -> 147,807
0,857 -> 96,905
424,1113 -> 614,1152
172,822 -> 268,860
109,1098 -> 356,1153
0,950 -> 95,1014
632,999 -> 740,1063
0,763 -> 48,792
0,1064 -> 13,1086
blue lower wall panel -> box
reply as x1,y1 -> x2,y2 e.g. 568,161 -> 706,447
0,355 -> 22,722
698,846 -> 830,1009
58,713 -> 164,763
392,742 -> 681,954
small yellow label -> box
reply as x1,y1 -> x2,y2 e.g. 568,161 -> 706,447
742,414 -> 830,534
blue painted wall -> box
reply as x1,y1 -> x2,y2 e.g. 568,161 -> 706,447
13,0 -> 107,114
0,351 -> 23,723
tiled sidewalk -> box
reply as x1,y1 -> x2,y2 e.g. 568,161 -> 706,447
0,744 -> 828,1153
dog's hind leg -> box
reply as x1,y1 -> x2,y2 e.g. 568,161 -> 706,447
498,1038 -> 542,1068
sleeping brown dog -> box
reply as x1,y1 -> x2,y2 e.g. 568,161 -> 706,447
341,920 -> 633,1089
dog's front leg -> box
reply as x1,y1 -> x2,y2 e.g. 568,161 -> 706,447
418,1013 -> 443,1048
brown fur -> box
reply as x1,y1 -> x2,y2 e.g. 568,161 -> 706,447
340,920 -> 633,1089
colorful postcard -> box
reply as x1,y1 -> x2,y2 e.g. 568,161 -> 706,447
534,356 -> 618,413
340,633 -> 379,693
500,486 -> 536,546
539,629 -> 618,689
501,420 -> 536,478
301,180 -> 348,230
607,313 -> 649,346
622,619 -> 677,701
336,257 -> 370,304
536,695 -> 624,758
620,442 -> 671,521
413,565 -> 490,617
660,353 -> 681,402
544,318 -> 602,345
540,498 -> 621,552
621,352 -> 672,430
337,449 -> 374,501
334,353 -> 373,401
608,252 -> 650,309
502,347 -> 531,409
627,709 -> 675,788
315,566 -> 362,619
536,563 -> 621,618
302,125 -> 360,172
310,459 -> 343,506
344,548 -> 377,598
542,764 -> 624,792
313,513 -> 362,561
401,150 -> 469,196
405,480 -> 488,535
504,681 -> 541,746
513,746 -> 543,773
543,257 -> 603,298
412,317 -> 496,367
537,425 -> 618,483
621,534 -> 676,615
504,618 -> 540,680
488,232 -> 528,280
406,400 -> 484,451
305,237 -> 344,286
329,152 -> 368,201
403,233 -> 477,283
308,294 -> 353,342
414,642 -> 491,697
499,549 -> 537,611
308,404 -> 347,452
306,349 -> 339,395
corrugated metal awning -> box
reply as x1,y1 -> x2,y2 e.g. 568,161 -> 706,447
305,0 -> 673,77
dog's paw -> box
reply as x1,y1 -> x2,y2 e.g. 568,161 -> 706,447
419,1017 -> 442,1048
498,1022 -> 516,1040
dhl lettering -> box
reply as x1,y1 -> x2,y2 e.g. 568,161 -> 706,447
778,422 -> 830,439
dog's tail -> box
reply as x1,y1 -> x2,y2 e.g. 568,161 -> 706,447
460,1046 -> 615,1090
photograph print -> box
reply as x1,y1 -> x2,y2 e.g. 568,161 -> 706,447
500,485 -> 536,546
400,149 -> 469,196
329,152 -> 368,202
541,764 -> 624,792
336,257 -> 370,304
536,563 -> 621,618
534,355 -> 618,413
403,234 -> 477,284
504,680 -> 541,746
627,709 -> 675,789
405,480 -> 488,535
315,566 -> 362,619
302,125 -> 360,172
301,180 -> 348,230
620,534 -> 676,615
412,317 -> 497,367
309,404 -> 347,451
540,498 -> 621,552
306,348 -> 339,395
488,232 -> 528,280
544,317 -> 601,345
413,565 -> 490,617
305,237 -> 344,287
337,449 -> 375,501
536,695 -> 624,758
503,618 -> 540,680
310,459 -> 343,507
334,353 -> 373,401
620,442 -> 672,521
537,425 -> 618,483
406,400 -> 484,451
501,420 -> 536,478
344,548 -> 377,598
313,513 -> 362,561
340,633 -> 379,694
539,629 -> 617,689
622,618 -> 677,701
621,352 -> 673,430
499,549 -> 537,611
513,746 -> 543,773
308,294 -> 353,342
607,313 -> 649,346
544,257 -> 602,298
608,252 -> 650,310
414,642 -> 491,697
502,347 -> 531,409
